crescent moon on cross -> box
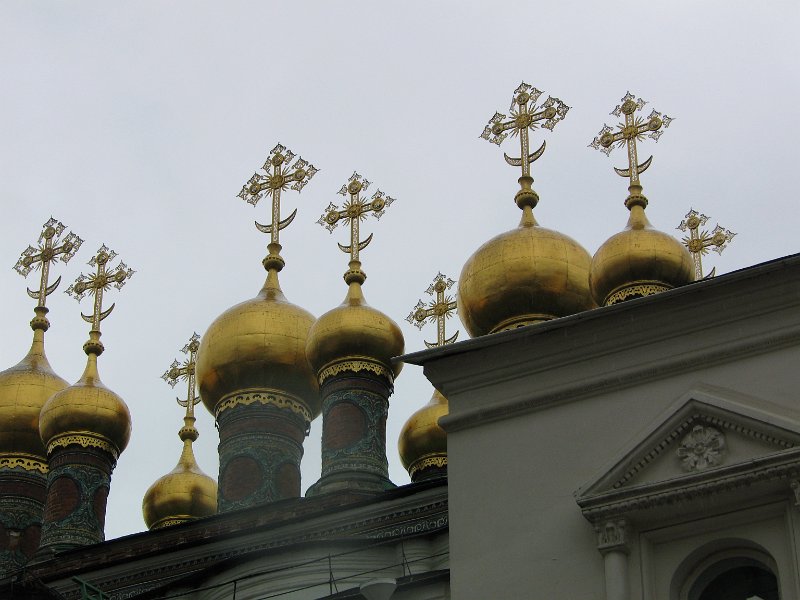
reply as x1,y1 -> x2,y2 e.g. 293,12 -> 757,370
254,208 -> 298,234
503,140 -> 547,166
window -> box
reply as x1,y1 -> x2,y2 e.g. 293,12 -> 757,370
688,557 -> 779,600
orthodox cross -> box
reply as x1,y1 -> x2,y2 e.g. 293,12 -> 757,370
237,143 -> 318,248
317,172 -> 395,263
161,333 -> 201,419
14,217 -> 83,309
66,245 -> 134,333
480,82 -> 569,184
677,209 -> 736,279
406,272 -> 459,349
589,91 -> 673,193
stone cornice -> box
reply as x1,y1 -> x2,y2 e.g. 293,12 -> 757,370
399,255 -> 800,433
401,254 -> 800,367
576,446 -> 800,522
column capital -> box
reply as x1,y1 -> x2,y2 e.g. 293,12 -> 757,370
596,518 -> 630,554
790,480 -> 800,509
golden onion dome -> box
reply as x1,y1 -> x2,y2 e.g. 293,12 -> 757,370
458,205 -> 595,337
306,263 -> 404,383
142,417 -> 217,530
590,197 -> 694,306
196,267 -> 320,418
398,388 -> 448,481
0,312 -> 68,465
39,335 -> 131,458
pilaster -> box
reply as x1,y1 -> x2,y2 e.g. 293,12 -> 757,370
596,518 -> 630,600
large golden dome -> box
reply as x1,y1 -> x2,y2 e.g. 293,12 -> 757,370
39,349 -> 131,458
590,199 -> 694,306
398,388 -> 447,481
306,266 -> 404,383
196,268 -> 320,418
142,418 -> 217,530
458,207 -> 594,337
0,318 -> 68,465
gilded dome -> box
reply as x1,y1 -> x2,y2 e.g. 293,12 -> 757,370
458,206 -> 594,337
0,321 -> 68,463
306,269 -> 404,382
398,388 -> 448,481
39,350 -> 131,457
196,269 -> 320,418
142,418 -> 217,530
590,200 -> 694,306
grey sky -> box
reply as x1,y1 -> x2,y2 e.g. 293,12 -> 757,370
1,2 -> 798,540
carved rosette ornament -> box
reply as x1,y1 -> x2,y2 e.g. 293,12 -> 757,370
677,424 -> 726,471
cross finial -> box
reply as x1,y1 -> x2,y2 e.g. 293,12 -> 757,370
677,209 -> 736,279
406,273 -> 459,349
316,172 -> 395,285
161,333 -> 201,422
65,245 -> 134,354
237,143 -> 319,272
14,217 -> 83,329
590,91 -> 673,208
480,82 -> 570,211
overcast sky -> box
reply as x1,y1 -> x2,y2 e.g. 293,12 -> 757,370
1,2 -> 798,540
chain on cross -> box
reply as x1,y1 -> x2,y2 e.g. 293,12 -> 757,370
161,332 -> 201,418
406,272 -> 459,349
66,245 -> 134,333
480,82 -> 569,205
589,91 -> 673,194
237,143 -> 318,249
677,209 -> 736,280
14,217 -> 83,309
316,172 -> 395,263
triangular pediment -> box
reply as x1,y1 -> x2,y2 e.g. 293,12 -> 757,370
577,385 -> 800,501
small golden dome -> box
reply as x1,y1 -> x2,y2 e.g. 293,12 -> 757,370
39,347 -> 131,457
398,388 -> 448,481
458,206 -> 594,337
0,318 -> 68,463
196,268 -> 320,418
306,265 -> 404,383
590,199 -> 694,306
142,418 -> 217,530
